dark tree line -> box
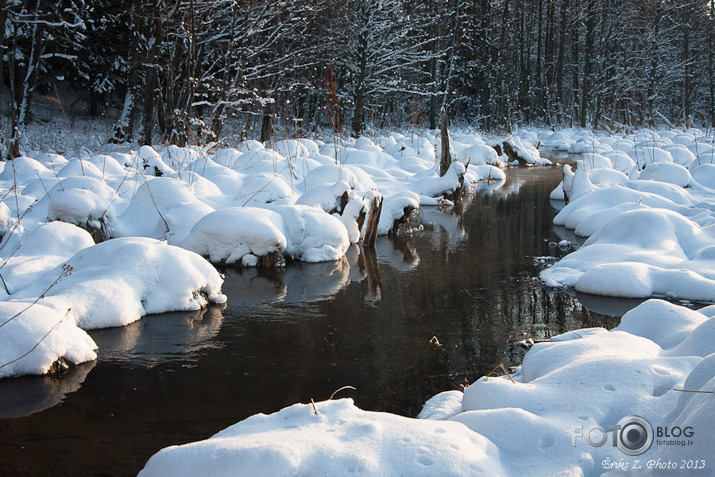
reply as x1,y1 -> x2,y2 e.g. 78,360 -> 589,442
1,0 -> 714,157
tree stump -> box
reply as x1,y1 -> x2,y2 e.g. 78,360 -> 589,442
363,193 -> 383,247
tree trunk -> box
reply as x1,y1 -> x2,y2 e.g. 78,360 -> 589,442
140,14 -> 163,147
556,0 -> 567,122
261,102 -> 274,143
581,0 -> 595,128
8,0 -> 46,159
352,85 -> 365,137
683,21 -> 692,125
111,22 -> 140,144
440,107 -> 451,176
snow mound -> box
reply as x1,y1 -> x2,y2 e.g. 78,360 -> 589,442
0,302 -> 97,378
11,237 -> 226,329
183,205 -> 350,265
114,177 -> 214,245
138,398 -> 505,477
691,164 -> 715,189
47,176 -> 118,239
140,298 -> 715,477
0,221 -> 94,295
542,208 -> 715,301
0,156 -> 54,184
630,147 -> 673,170
182,207 -> 287,265
273,205 -> 350,262
638,162 -> 693,187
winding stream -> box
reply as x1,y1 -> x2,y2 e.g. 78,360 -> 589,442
0,167 -> 633,476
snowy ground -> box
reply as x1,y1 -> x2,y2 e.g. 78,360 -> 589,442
540,128 -> 715,302
138,127 -> 715,477
0,129 -> 534,378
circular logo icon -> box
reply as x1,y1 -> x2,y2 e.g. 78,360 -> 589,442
615,415 -> 653,456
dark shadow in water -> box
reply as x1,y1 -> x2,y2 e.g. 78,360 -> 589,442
0,167 -> 639,477
0,361 -> 95,419
572,291 -> 647,317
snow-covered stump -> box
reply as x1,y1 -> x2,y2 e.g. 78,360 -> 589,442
181,208 -> 288,268
363,193 -> 383,247
493,136 -> 550,166
498,139 -> 523,165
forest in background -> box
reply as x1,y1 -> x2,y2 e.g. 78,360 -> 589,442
1,0 -> 714,157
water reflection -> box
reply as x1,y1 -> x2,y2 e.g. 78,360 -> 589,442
89,306 -> 225,367
474,180 -> 507,197
357,245 -> 382,304
221,258 -> 353,305
377,235 -> 420,271
0,361 -> 95,419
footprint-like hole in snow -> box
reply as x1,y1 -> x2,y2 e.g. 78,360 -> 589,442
603,384 -> 616,392
539,433 -> 555,450
651,365 -> 671,377
434,428 -> 447,434
417,456 -> 434,466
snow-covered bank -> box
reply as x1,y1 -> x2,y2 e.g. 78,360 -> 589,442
0,237 -> 226,378
540,128 -> 715,302
0,129 -> 542,378
139,299 -> 715,476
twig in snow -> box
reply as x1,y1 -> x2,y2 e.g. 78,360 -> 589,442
0,308 -> 72,372
484,362 -> 516,384
0,264 -> 73,330
329,386 -> 356,400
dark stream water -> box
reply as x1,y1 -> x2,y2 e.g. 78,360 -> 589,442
0,168 -> 634,476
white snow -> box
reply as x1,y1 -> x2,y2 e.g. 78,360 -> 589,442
139,398 -> 505,477
0,235 -> 225,378
543,129 -> 715,302
145,129 -> 715,476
